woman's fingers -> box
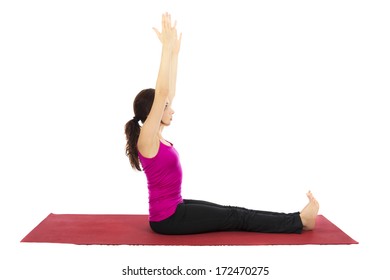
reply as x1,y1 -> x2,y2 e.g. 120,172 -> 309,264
162,12 -> 176,30
166,13 -> 171,28
162,13 -> 166,30
163,12 -> 170,30
152,27 -> 162,42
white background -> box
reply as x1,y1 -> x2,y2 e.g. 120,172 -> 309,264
1,0 -> 389,279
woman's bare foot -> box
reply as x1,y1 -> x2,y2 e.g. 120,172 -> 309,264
300,191 -> 320,230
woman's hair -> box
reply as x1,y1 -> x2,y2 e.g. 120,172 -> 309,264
125,88 -> 155,171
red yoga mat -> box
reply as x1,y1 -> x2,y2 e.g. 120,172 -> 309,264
21,214 -> 358,246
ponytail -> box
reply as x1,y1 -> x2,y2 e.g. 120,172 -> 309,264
125,88 -> 155,171
125,117 -> 142,171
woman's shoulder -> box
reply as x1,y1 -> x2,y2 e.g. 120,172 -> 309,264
138,136 -> 161,159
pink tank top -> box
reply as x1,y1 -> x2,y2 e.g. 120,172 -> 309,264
138,141 -> 183,222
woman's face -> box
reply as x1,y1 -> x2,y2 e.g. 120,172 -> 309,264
161,100 -> 175,126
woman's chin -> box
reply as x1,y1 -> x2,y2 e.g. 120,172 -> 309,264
161,120 -> 172,126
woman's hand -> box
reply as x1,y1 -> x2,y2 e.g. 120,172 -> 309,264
153,12 -> 182,54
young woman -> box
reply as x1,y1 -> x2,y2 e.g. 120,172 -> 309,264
125,13 -> 319,235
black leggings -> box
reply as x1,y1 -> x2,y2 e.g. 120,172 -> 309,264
149,199 -> 303,235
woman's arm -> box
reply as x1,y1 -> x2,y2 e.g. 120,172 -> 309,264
138,13 -> 180,157
154,20 -> 182,104
168,28 -> 181,104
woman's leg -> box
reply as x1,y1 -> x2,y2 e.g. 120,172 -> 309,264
182,192 -> 320,231
183,199 -> 292,216
150,199 -> 304,235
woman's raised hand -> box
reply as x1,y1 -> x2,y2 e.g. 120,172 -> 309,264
153,12 -> 182,54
